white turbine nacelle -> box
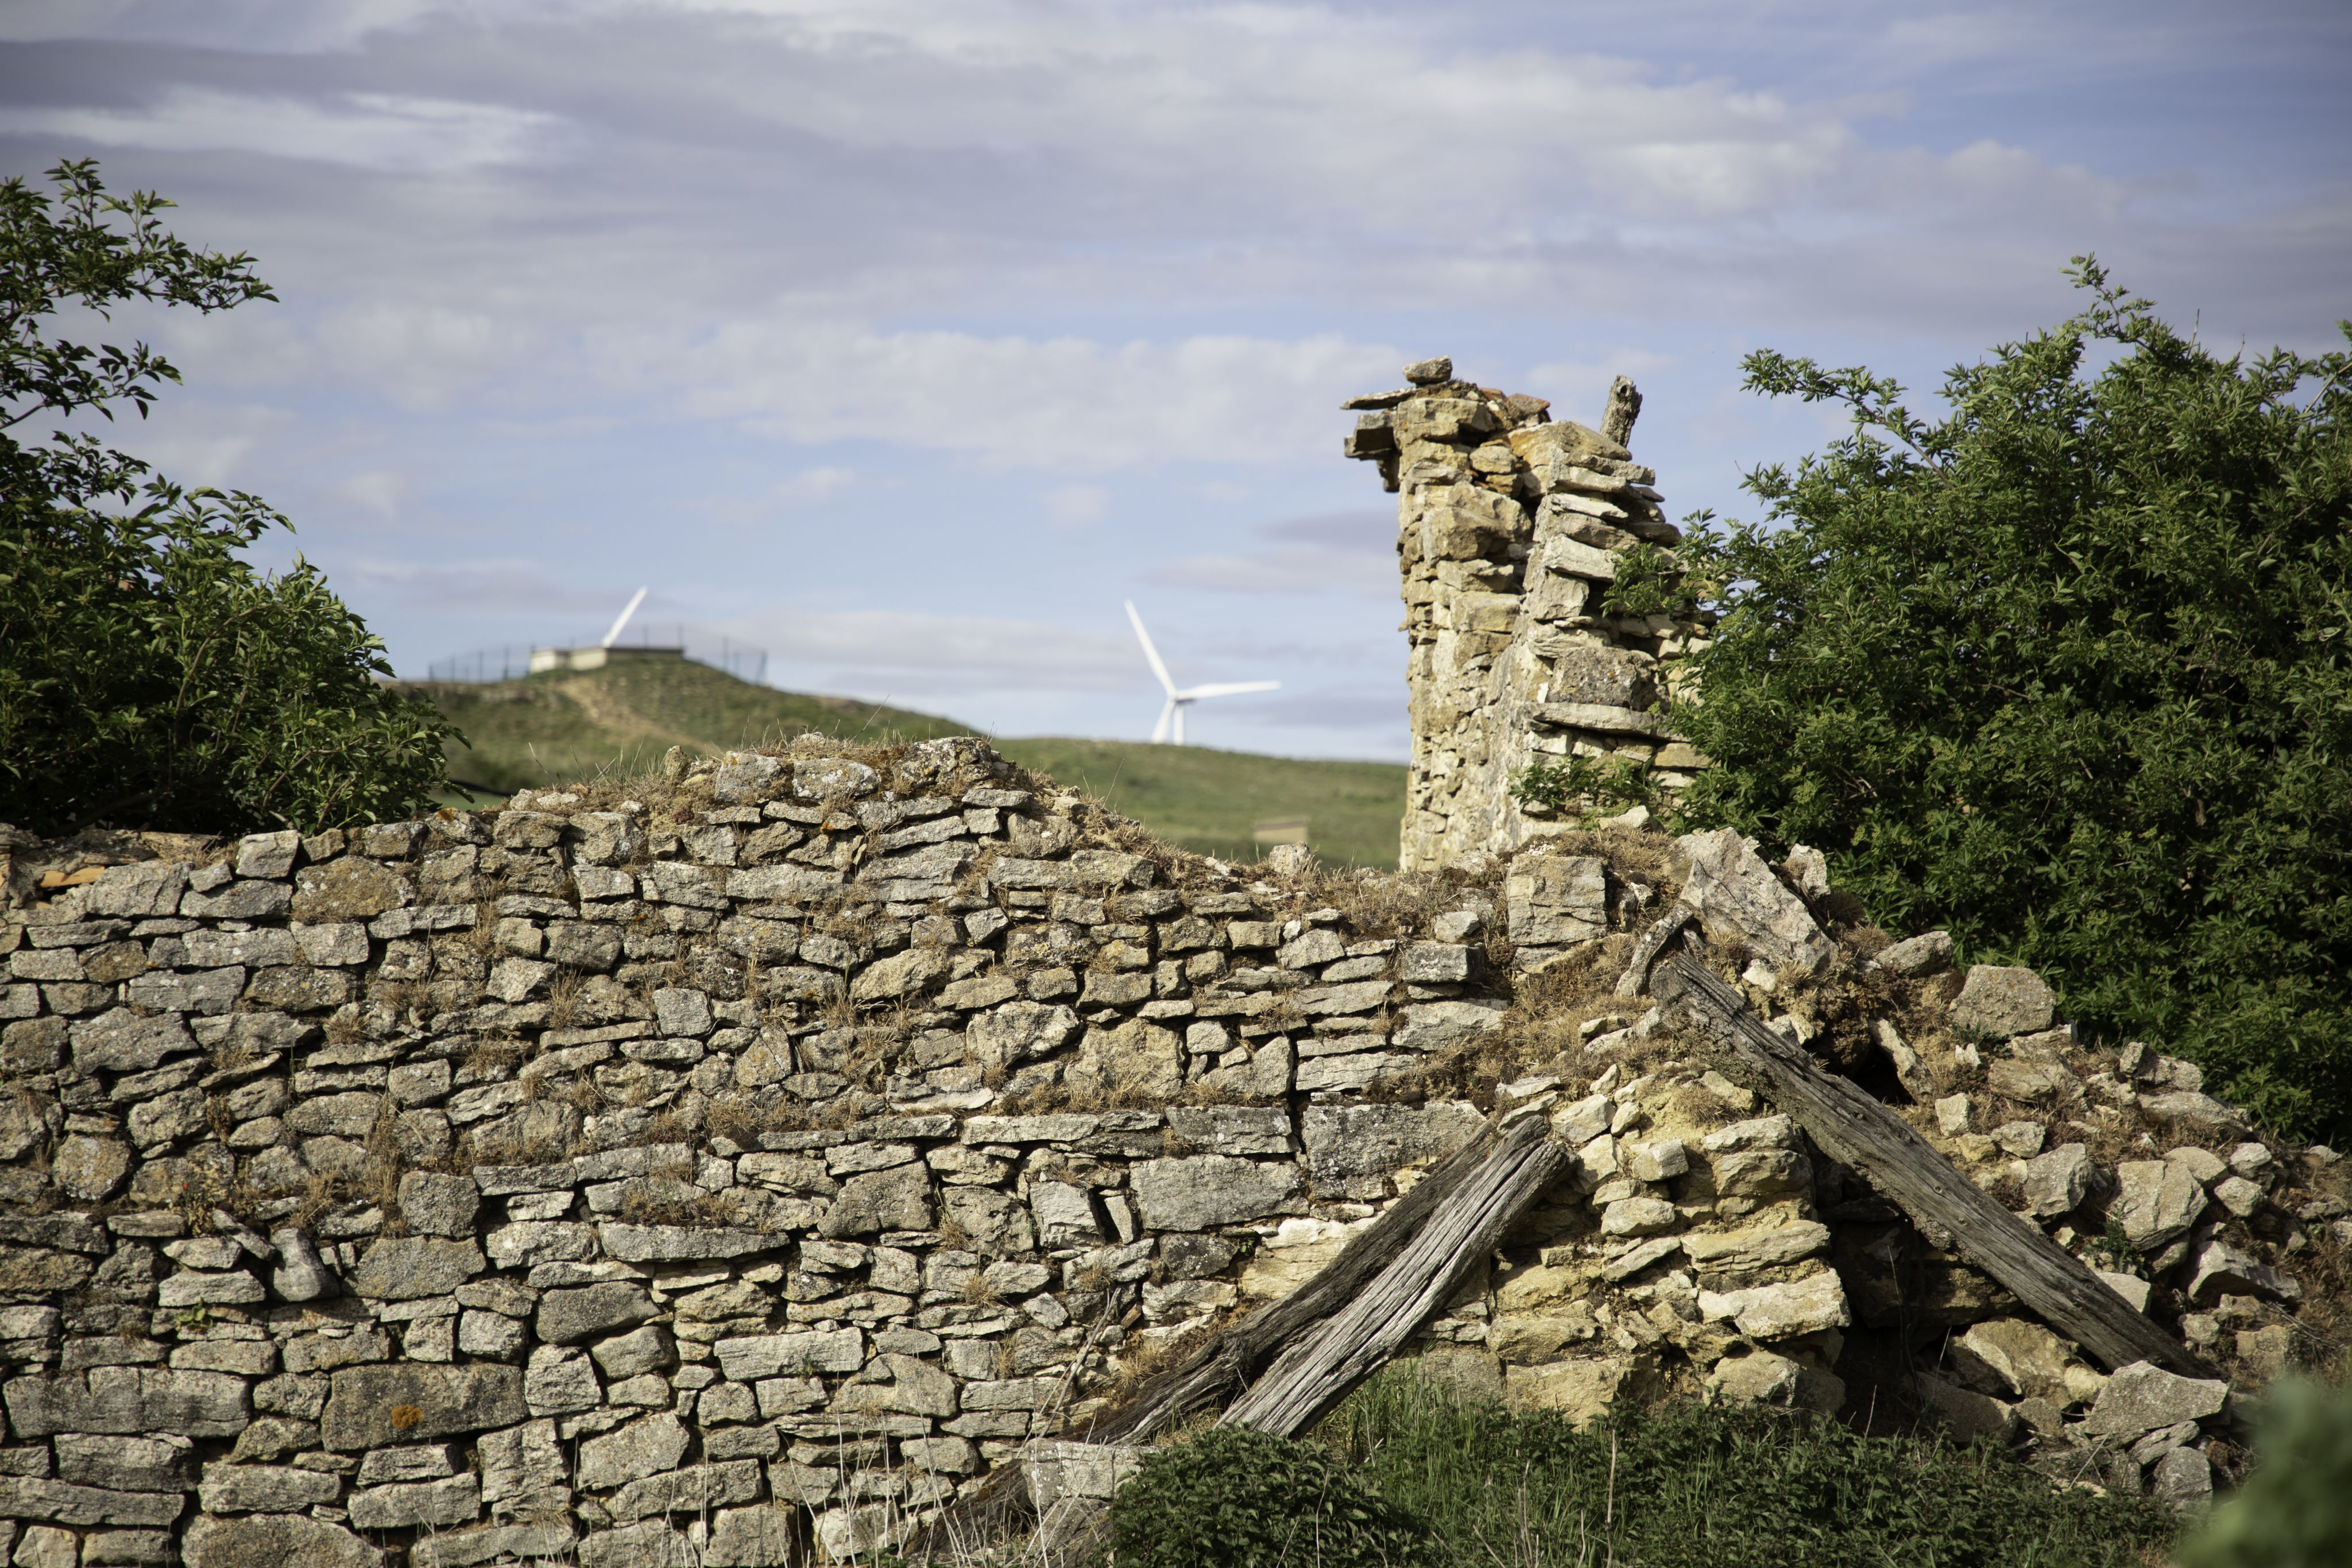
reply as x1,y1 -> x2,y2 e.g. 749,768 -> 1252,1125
1124,600 -> 1278,745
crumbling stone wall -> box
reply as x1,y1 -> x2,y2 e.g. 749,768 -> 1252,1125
0,742 -> 2339,1564
1344,358 -> 1713,873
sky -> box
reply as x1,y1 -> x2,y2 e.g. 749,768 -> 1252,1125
5,1 -> 2348,761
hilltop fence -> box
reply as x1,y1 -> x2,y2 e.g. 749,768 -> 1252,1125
423,624 -> 770,686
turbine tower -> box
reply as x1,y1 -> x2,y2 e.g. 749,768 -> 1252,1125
1124,600 -> 1278,745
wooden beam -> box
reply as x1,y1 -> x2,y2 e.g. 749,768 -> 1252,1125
1220,1111 -> 1567,1436
1653,947 -> 2211,1378
1079,1118 -> 1511,1446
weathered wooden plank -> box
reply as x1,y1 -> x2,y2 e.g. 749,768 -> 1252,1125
1220,1111 -> 1566,1436
1654,948 -> 2211,1378
1081,1118 -> 1508,1445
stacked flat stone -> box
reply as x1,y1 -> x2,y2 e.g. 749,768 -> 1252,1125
1343,356 -> 1713,873
1,760 -> 2338,1562
0,737 -> 1560,1566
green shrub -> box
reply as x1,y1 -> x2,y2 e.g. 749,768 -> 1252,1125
0,160 -> 457,837
1509,751 -> 1662,823
1318,1369 -> 2174,1567
1673,261 -> 2352,1137
1105,1423 -> 1436,1568
2179,1377 -> 2352,1567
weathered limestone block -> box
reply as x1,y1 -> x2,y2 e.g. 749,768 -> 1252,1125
1504,855 -> 1607,948
87,862 -> 188,919
69,1009 -> 193,1073
713,1329 -> 865,1382
182,1514 -> 381,1568
1503,1356 -> 1655,1424
0,1477 -> 187,1527
1697,1271 -> 1851,1339
1301,1102 -> 1481,1198
1131,1156 -> 1302,1230
2082,1362 -> 2229,1439
1392,1000 -> 1506,1052
412,1524 -> 577,1568
2111,1159 -> 2208,1251
397,1172 -> 482,1237
291,858 -> 411,922
577,1413 -> 688,1490
1950,1319 -> 2076,1403
2185,1239 -> 2300,1307
199,1463 -> 343,1514
1065,1019 -> 1182,1103
350,1237 -> 483,1300
537,1283 -> 657,1346
478,1418 -> 567,1516
1948,965 -> 2056,1040
55,1434 -> 192,1492
1683,1221 -> 1828,1273
2022,1143 -> 2094,1218
608,1461 -> 762,1523
705,1505 -> 799,1568
820,1167 -> 934,1238
319,1364 -> 527,1451
1675,830 -> 1835,979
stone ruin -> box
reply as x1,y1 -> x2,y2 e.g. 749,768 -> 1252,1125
0,733 -> 2342,1565
1343,355 -> 1713,873
0,363 -> 2339,1563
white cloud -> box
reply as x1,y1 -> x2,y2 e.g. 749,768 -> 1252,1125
332,467 -> 411,518
0,87 -> 565,171
1043,483 -> 1108,527
637,325 -> 1395,469
1143,509 -> 1396,598
345,555 -> 619,612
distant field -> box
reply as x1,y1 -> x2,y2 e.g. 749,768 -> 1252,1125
991,737 -> 1405,870
415,658 -> 1406,868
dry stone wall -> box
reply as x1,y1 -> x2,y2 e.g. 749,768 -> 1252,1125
1344,357 -> 1712,873
0,741 -> 2342,1564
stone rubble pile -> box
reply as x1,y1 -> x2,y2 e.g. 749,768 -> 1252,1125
1496,826 -> 2342,1510
0,741 -> 2337,1564
1344,356 -> 1714,873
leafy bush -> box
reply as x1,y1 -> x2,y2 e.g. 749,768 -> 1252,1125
2178,1376 -> 2352,1567
1673,262 -> 2352,1137
1510,751 -> 1662,823
0,161 -> 455,837
1598,540 -> 1697,619
1319,1369 -> 2175,1567
1105,1423 -> 1436,1568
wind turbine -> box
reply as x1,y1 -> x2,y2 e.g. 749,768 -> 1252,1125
1124,600 -> 1278,745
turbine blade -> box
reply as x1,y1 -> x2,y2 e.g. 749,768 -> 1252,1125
1151,698 -> 1173,744
601,586 -> 649,649
1124,600 -> 1177,695
1174,681 -> 1281,699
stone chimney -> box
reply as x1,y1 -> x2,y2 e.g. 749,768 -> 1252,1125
1343,357 -> 1712,872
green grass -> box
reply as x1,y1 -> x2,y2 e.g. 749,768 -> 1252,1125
1293,1369 -> 2177,1568
415,658 -> 1407,868
989,737 -> 1406,870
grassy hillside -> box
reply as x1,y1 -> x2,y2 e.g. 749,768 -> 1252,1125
417,658 -> 968,794
415,659 -> 1406,868
990,737 -> 1405,870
